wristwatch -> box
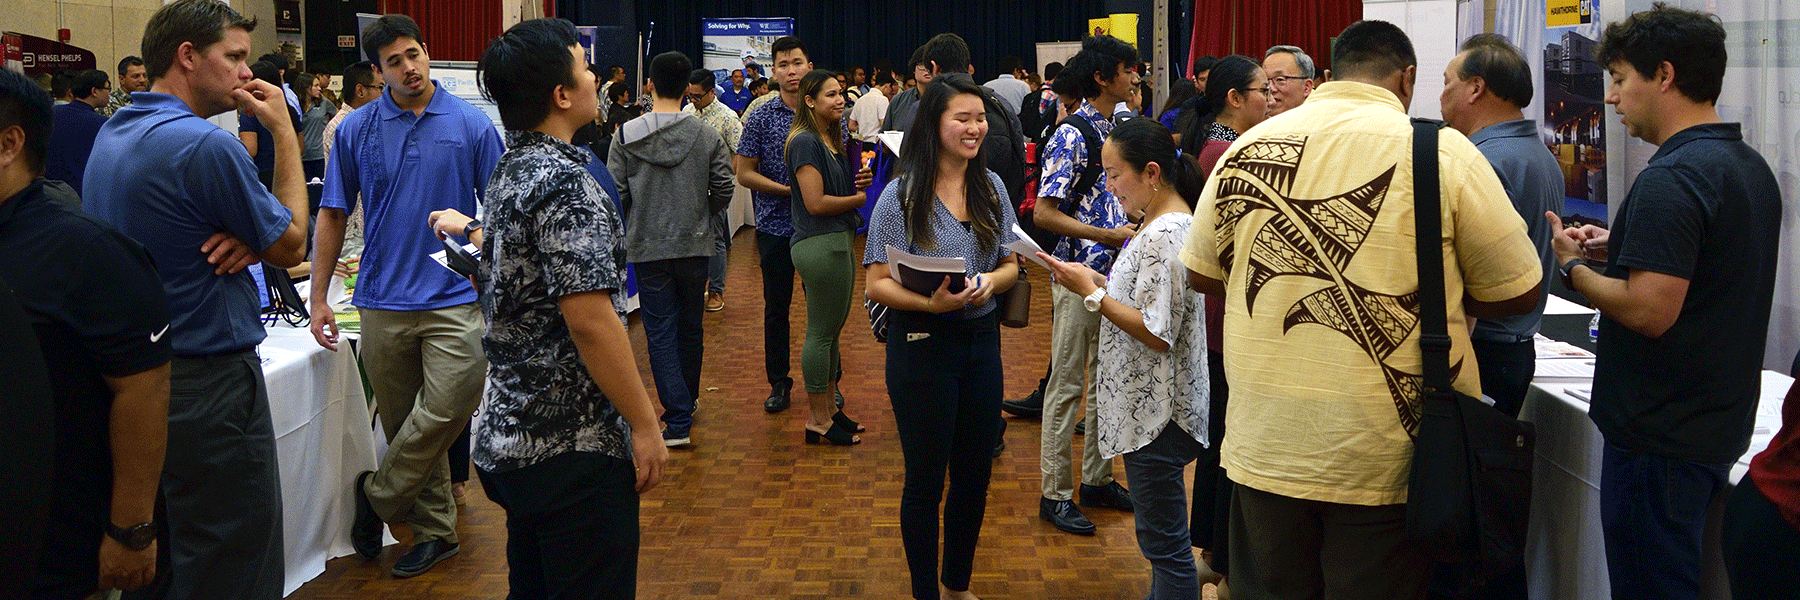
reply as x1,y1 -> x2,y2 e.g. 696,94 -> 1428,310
107,521 -> 158,551
1083,289 -> 1106,312
1557,257 -> 1585,289
463,218 -> 483,238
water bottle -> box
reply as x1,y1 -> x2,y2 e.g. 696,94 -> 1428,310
1589,312 -> 1600,344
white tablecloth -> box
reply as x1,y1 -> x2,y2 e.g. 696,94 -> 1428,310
1521,369 -> 1792,600
259,325 -> 393,596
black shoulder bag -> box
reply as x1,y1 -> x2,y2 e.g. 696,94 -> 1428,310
1405,119 -> 1537,597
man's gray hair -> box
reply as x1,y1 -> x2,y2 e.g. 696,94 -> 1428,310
1265,45 -> 1316,78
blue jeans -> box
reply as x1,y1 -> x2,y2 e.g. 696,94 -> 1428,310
634,257 -> 708,435
1123,423 -> 1205,600
1599,441 -> 1730,600
708,213 -> 729,295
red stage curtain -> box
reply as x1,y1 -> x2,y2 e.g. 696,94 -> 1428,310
380,0 -> 503,62
1187,0 -> 1360,75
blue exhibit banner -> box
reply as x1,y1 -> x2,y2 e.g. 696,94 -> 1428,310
701,17 -> 794,80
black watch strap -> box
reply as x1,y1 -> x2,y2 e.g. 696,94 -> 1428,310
107,521 -> 158,551
463,218 -> 483,238
1558,257 -> 1584,287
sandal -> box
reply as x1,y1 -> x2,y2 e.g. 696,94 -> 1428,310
832,410 -> 865,433
805,422 -> 861,445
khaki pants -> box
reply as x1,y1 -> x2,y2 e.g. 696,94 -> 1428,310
1039,285 -> 1113,501
360,303 -> 486,544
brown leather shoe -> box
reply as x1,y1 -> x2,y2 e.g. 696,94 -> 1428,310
705,291 -> 725,312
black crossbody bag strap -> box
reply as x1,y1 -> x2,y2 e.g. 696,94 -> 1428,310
1413,119 -> 1453,398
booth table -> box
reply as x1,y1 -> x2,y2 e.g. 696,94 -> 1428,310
258,324 -> 394,596
1520,312 -> 1792,600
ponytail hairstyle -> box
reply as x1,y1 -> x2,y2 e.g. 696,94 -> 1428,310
896,75 -> 1003,252
1177,54 -> 1260,156
1109,117 -> 1204,210
786,69 -> 844,155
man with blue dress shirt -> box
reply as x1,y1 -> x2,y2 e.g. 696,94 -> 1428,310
309,13 -> 505,578
82,1 -> 311,598
45,69 -> 110,194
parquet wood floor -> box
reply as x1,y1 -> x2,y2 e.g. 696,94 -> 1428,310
288,228 -> 1220,600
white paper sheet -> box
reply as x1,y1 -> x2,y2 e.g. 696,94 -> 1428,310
878,131 -> 904,154
1535,358 -> 1596,381
1005,222 -> 1050,268
1544,293 -> 1594,315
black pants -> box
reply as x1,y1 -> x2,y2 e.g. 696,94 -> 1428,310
755,231 -> 795,387
1191,350 -> 1232,575
1471,338 -> 1534,418
1723,478 -> 1800,598
478,452 -> 640,600
449,422 -> 471,483
1228,484 -> 1430,600
886,311 -> 1004,600
131,351 -> 285,600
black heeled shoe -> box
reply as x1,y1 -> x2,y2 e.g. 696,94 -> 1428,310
832,410 -> 864,433
805,422 -> 861,445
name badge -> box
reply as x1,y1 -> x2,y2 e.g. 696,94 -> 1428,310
906,333 -> 930,342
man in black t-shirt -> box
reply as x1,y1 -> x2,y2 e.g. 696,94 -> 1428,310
1550,8 -> 1782,600
0,66 -> 173,599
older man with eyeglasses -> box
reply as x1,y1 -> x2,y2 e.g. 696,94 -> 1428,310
1263,45 -> 1316,116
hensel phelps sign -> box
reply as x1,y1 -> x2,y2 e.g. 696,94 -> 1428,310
2,31 -> 96,76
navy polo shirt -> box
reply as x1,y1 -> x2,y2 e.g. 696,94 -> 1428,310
1590,123 -> 1783,463
0,179 -> 171,595
323,83 -> 504,311
45,101 -> 108,194
721,85 -> 755,113
1469,119 -> 1563,342
84,92 -> 292,356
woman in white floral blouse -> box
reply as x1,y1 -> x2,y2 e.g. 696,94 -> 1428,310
1039,117 -> 1213,600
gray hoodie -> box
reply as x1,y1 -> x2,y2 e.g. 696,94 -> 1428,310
607,111 -> 735,263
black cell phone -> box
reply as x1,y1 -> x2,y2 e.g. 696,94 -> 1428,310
441,237 -> 480,277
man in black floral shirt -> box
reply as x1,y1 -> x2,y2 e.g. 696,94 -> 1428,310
431,18 -> 666,597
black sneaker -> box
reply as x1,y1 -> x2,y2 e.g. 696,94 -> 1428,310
1039,498 -> 1096,535
1080,481 -> 1134,512
764,379 -> 792,413
1001,388 -> 1044,417
391,539 -> 459,578
662,428 -> 692,448
351,471 -> 383,558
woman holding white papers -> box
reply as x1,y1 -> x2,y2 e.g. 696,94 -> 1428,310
863,75 -> 1019,600
1039,117 -> 1213,600
786,70 -> 874,446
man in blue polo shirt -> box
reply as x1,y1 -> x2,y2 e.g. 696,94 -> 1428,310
1440,34 -> 1564,419
1551,7 -> 1782,600
721,68 -> 754,115
45,69 -> 110,194
82,1 -> 311,598
310,13 -> 504,578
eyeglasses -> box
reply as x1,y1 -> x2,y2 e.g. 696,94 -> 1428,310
1269,75 -> 1308,88
1243,86 -> 1271,96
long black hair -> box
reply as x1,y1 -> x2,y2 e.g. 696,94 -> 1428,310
896,75 -> 1003,252
787,69 -> 844,155
1177,54 -> 1260,156
1109,117 -> 1205,210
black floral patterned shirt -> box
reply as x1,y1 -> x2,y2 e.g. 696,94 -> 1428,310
473,130 -> 631,473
